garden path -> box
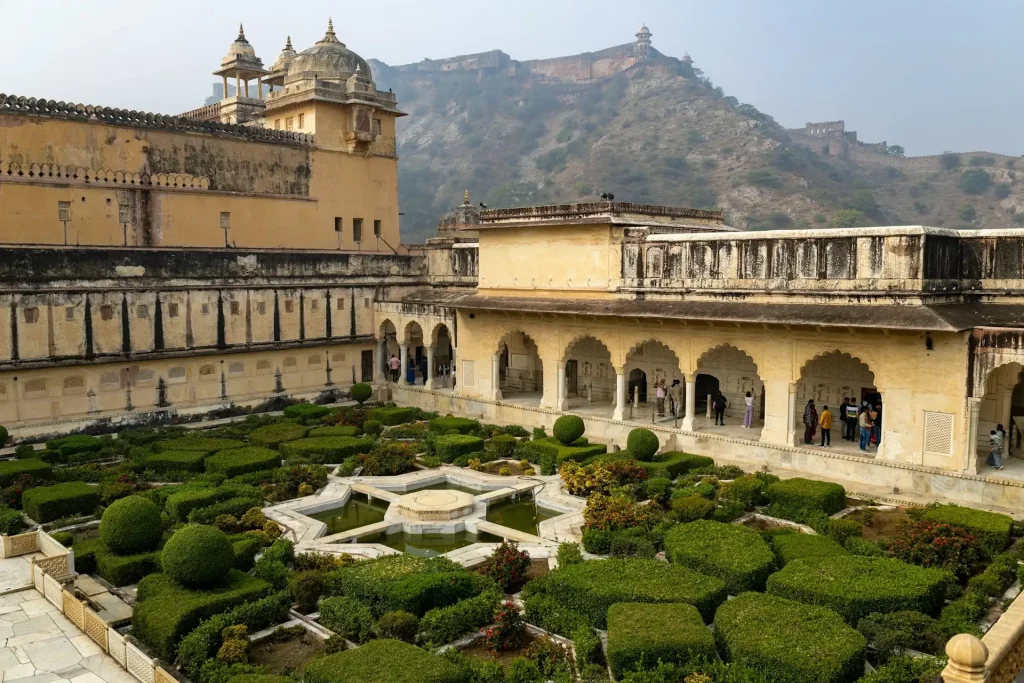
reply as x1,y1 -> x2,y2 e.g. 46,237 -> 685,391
0,588 -> 134,683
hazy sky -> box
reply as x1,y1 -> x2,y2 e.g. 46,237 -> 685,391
1,0 -> 1020,156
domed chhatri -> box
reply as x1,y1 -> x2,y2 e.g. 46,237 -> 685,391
437,190 -> 481,236
285,18 -> 373,85
271,36 -> 296,73
222,24 -> 261,67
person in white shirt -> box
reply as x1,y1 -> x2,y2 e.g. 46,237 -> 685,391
743,391 -> 755,428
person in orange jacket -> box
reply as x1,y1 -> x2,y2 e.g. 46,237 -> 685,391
819,405 -> 833,447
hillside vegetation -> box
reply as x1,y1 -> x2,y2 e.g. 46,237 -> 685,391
370,56 -> 1023,244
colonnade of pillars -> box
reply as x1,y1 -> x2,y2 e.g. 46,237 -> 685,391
389,343 -> 440,388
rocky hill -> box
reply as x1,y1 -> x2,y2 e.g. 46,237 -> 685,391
369,55 -> 1023,244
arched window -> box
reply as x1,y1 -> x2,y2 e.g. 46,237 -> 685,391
256,360 -> 273,374
136,369 -> 155,386
100,372 -> 120,390
168,367 -> 187,384
308,355 -> 322,366
283,357 -> 298,372
199,365 -> 216,380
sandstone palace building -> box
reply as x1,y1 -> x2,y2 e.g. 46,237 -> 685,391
3,24 -> 1024,513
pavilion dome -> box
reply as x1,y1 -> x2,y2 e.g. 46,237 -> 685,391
272,36 -> 297,72
286,19 -> 372,83
438,190 -> 481,235
223,24 -> 259,66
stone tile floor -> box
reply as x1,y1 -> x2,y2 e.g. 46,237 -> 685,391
0,588 -> 135,683
0,554 -> 37,594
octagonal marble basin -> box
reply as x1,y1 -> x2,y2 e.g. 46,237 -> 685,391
392,489 -> 476,521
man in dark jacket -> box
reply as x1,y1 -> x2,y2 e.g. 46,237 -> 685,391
802,399 -> 818,444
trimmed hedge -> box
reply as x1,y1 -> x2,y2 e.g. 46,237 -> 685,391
427,416 -> 480,434
22,481 -> 100,523
152,437 -> 245,453
101,495 -> 163,555
162,524 -> 237,588
664,520 -> 776,594
626,428 -> 660,462
132,570 -> 272,659
0,458 -> 52,487
46,434 -> 103,458
283,403 -> 333,421
553,415 -> 585,445
367,406 -> 420,426
590,451 -> 713,479
522,558 -> 727,627
96,547 -> 162,587
765,477 -> 847,515
145,450 -> 209,473
922,504 -> 1013,555
188,496 -> 264,525
232,536 -> 262,571
164,484 -> 259,522
205,447 -> 281,477
606,602 -> 715,678
248,423 -> 309,447
766,555 -> 952,624
309,425 -> 361,438
0,506 -> 26,535
322,554 -> 481,617
432,434 -> 485,463
279,436 -> 375,463
418,589 -> 500,648
350,383 -> 372,404
319,596 -> 375,643
304,639 -> 461,683
715,592 -> 867,683
525,437 -> 606,467
771,532 -> 849,566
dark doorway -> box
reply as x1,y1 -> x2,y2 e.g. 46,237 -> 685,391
566,360 -> 579,397
361,350 -> 374,383
695,373 -> 720,413
628,368 -> 647,403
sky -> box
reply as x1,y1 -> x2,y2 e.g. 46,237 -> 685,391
1,0 -> 1021,156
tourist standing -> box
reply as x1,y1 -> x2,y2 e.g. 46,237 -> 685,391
451,365 -> 457,391
419,355 -> 428,385
388,354 -> 400,382
871,403 -> 883,448
713,391 -> 728,425
819,405 -> 832,447
743,391 -> 755,428
845,400 -> 859,441
802,399 -> 817,444
670,379 -> 683,417
990,428 -> 1005,470
655,381 -> 667,416
858,407 -> 872,452
838,398 -> 849,440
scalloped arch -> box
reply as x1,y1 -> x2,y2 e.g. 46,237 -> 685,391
497,328 -> 542,354
624,337 -> 683,365
562,333 -> 612,362
429,321 -> 452,346
696,343 -> 760,375
798,349 -> 875,383
377,318 -> 397,340
403,319 -> 424,341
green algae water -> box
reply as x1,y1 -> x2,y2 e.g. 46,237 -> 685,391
367,530 -> 503,558
409,480 -> 480,494
485,496 -> 561,535
308,494 -> 388,534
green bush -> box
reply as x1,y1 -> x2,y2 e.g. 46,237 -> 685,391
22,482 -> 100,523
153,437 -> 245,453
427,416 -> 480,434
322,554 -> 482,617
283,403 -> 333,421
233,536 -> 262,571
857,655 -> 946,683
101,495 -> 163,555
162,524 -> 237,588
205,447 -> 281,478
189,496 -> 264,525
228,676 -> 292,683
367,406 -> 420,426
50,530 -> 74,547
165,486 -> 247,521
771,532 -> 849,566
665,521 -> 776,594
856,611 -> 946,662
248,423 -> 308,447
555,542 -> 584,567
319,596 -> 375,643
176,591 -> 292,679
279,437 -> 375,463
591,451 -> 712,479
765,478 -> 846,515
96,546 -> 162,586
0,425 -> 7,445
304,639 -> 462,683
432,434 -> 485,463
922,504 -> 1013,555
350,383 -> 372,404
522,559 -> 726,627
527,437 -> 607,466
552,415 -> 585,445
309,425 -> 361,438
670,495 -> 716,522
606,602 -> 715,678
418,589 -> 500,648
132,570 -> 272,659
714,592 -> 866,683
766,555 -> 952,624
46,434 -> 103,458
626,428 -> 660,462
489,434 -> 518,459
0,506 -> 26,535
719,475 -> 772,510
0,459 -> 52,487
145,450 -> 209,473
376,610 -> 419,643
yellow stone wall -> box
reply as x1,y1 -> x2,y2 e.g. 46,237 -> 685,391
0,113 -> 398,250
441,309 -> 970,471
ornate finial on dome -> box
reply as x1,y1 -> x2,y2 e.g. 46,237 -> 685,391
464,190 -> 470,204
285,35 -> 293,51
318,17 -> 341,44
238,23 -> 247,41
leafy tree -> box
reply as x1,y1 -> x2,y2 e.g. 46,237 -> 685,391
959,204 -> 977,221
832,209 -> 867,228
847,189 -> 879,213
960,169 -> 992,195
747,169 -> 782,189
940,151 -> 961,171
886,144 -> 905,158
994,183 -> 1011,199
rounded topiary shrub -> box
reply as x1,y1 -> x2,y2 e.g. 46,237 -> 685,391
100,495 -> 164,555
350,383 -> 372,405
161,524 -> 235,588
552,415 -> 585,446
0,425 -> 8,445
626,428 -> 660,462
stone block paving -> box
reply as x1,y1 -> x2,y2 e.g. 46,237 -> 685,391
0,589 -> 135,683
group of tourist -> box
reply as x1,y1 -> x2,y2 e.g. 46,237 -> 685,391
989,424 -> 1007,470
802,397 -> 882,453
653,379 -> 686,417
386,354 -> 455,388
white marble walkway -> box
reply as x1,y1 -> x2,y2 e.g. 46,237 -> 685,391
0,588 -> 134,683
